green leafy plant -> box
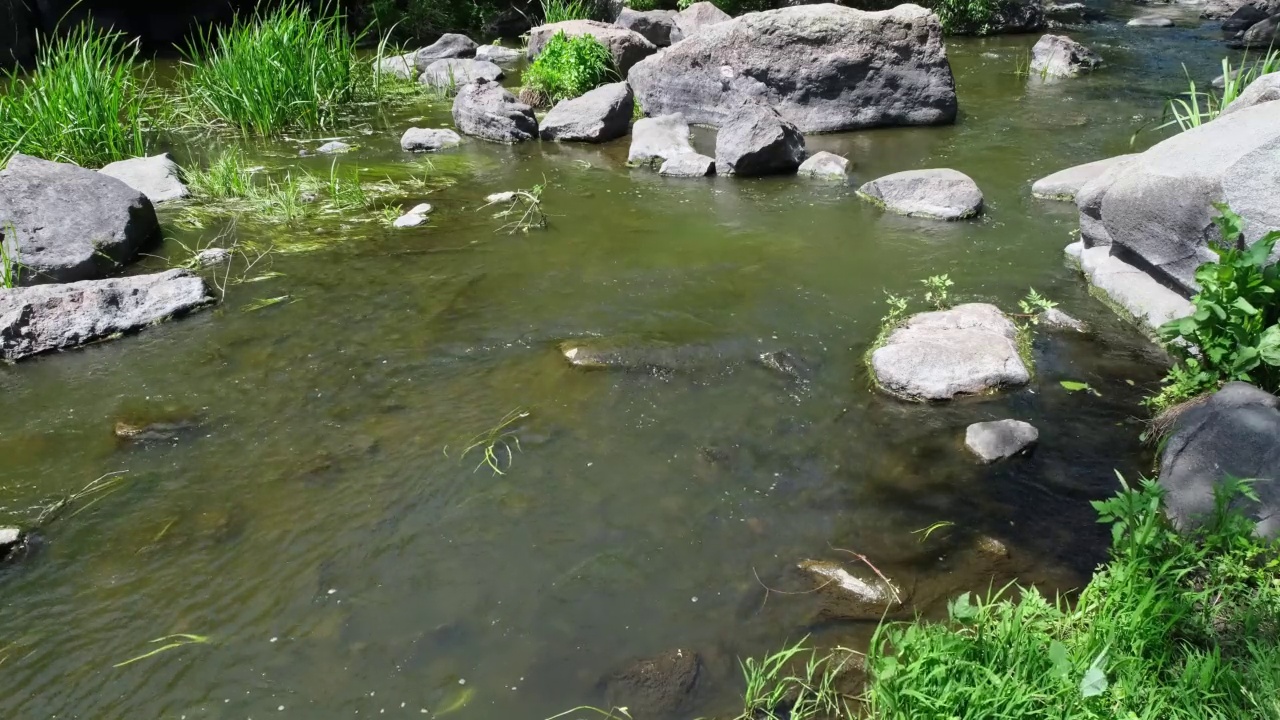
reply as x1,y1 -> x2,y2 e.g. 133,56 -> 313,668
0,22 -> 150,167
921,274 -> 954,310
1149,204 -> 1280,411
520,32 -> 616,107
1019,287 -> 1059,324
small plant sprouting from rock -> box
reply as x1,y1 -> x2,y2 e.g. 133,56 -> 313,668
922,274 -> 954,310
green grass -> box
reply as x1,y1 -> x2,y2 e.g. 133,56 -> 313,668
176,3 -> 377,135
737,638 -> 858,720
0,22 -> 149,167
542,0 -> 598,23
521,31 -> 616,107
865,475 -> 1280,720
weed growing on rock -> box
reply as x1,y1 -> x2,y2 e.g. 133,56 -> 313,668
1,225 -> 23,289
541,0 -> 599,23
921,274 -> 954,310
1018,288 -> 1058,324
521,32 -> 615,107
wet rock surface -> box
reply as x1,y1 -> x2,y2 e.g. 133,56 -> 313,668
798,151 -> 850,179
1040,308 -> 1088,332
0,527 -> 26,563
1030,34 -> 1103,77
1032,155 -> 1137,201
420,58 -> 503,88
858,168 -> 983,220
797,559 -> 903,622
1127,15 -> 1175,26
965,419 -> 1040,463
603,649 -> 702,720
413,33 -> 478,69
451,79 -> 538,144
1066,242 -> 1193,332
475,44 -> 524,64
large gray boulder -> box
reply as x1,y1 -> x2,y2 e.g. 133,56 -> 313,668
669,1 -> 732,43
965,420 -> 1039,463
420,58 -> 503,88
451,79 -> 539,144
1029,34 -> 1102,77
628,113 -> 694,166
858,168 -> 983,221
475,44 -> 524,64
869,303 -> 1031,401
0,269 -> 213,361
528,20 -> 658,74
98,154 -> 188,204
1221,2 -> 1270,31
1075,100 -> 1280,296
0,154 -> 159,286
540,82 -> 634,143
714,105 -> 805,176
628,4 -> 957,133
1223,72 -> 1280,114
1032,155 -> 1137,201
659,153 -> 716,177
413,33 -> 478,70
1159,382 -> 1280,538
615,8 -> 678,47
400,127 -> 463,152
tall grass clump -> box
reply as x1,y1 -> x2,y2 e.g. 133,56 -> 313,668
865,474 -> 1280,720
177,4 -> 372,135
520,32 -> 615,107
1159,50 -> 1280,132
0,22 -> 148,167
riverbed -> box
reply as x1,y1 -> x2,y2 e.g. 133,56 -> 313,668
0,4 -> 1232,717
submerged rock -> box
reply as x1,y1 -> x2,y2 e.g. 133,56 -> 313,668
0,269 -> 213,361
540,82 -> 634,143
413,33 -> 478,69
870,303 -> 1030,401
658,153 -> 716,177
669,1 -> 731,43
714,105 -> 805,177
475,44 -> 524,64
1222,71 -> 1280,114
628,113 -> 694,167
1160,382 -> 1280,538
451,79 -> 539,144
193,247 -> 231,267
1044,2 -> 1105,25
0,154 -> 160,285
798,151 -> 850,179
98,153 -> 189,203
1030,34 -> 1103,77
857,168 -> 983,220
604,649 -> 702,720
393,204 -> 434,228
528,20 -> 657,74
1040,308 -> 1087,332
374,52 -> 417,80
615,8 -> 679,47
798,559 -> 903,622
400,127 -> 463,152
114,418 -> 200,444
628,4 -> 957,133
420,58 -> 503,88
1128,15 -> 1175,27
1031,155 -> 1137,201
315,141 -> 352,154
965,419 -> 1039,463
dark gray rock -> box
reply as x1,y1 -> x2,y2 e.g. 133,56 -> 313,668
0,269 -> 213,361
714,105 -> 805,177
374,52 -> 417,81
1222,72 -> 1280,114
1222,3 -> 1269,32
474,44 -> 524,64
798,151 -> 850,179
869,303 -> 1030,401
0,526 -> 25,562
400,127 -> 464,152
965,419 -> 1039,463
1040,307 -> 1087,332
420,58 -> 503,88
540,82 -> 634,143
658,153 -> 715,177
629,4 -> 957,133
315,141 -> 351,155
413,33 -> 478,70
604,649 -> 702,720
0,154 -> 159,286
193,247 -> 231,268
1127,15 -> 1175,26
858,168 -> 983,221
1238,14 -> 1280,47
615,8 -> 678,47
1159,382 -> 1280,538
669,1 -> 731,43
98,153 -> 189,204
528,20 -> 657,74
1030,34 -> 1103,77
1205,0 -> 1257,20
1032,155 -> 1138,201
628,113 -> 694,166
451,79 -> 539,144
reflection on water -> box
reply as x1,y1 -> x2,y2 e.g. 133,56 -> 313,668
0,11 -> 1228,718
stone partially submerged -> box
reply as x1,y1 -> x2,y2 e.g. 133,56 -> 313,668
475,44 -> 524,64
628,114 -> 694,167
540,82 -> 634,143
374,52 -> 417,81
451,79 -> 539,143
870,303 -> 1030,401
0,154 -> 160,285
713,105 -> 805,177
1066,242 -> 1193,332
0,270 -> 213,361
528,20 -> 657,74
400,127 -> 463,152
420,58 -> 503,88
965,420 -> 1039,463
857,168 -> 983,220
659,153 -> 716,177
798,151 -> 851,179
628,4 -> 957,133
604,649 -> 702,720
1029,34 -> 1103,77
413,33 -> 478,70
1031,155 -> 1137,201
98,154 -> 189,203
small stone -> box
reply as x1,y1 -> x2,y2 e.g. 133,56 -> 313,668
317,141 -> 351,154
658,153 -> 715,177
628,113 -> 694,167
406,203 -> 433,216
193,247 -> 231,267
1127,15 -> 1174,27
975,535 -> 1010,559
475,44 -> 524,64
400,127 -> 463,152
0,527 -> 26,562
798,151 -> 850,179
965,419 -> 1040,463
485,191 -> 516,203
1040,308 -> 1087,332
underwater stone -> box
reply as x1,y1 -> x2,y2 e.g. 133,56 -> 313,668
965,419 -> 1039,463
858,168 -> 983,220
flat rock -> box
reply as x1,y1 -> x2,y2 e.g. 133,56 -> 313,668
98,154 -> 189,203
1222,72 -> 1280,115
858,168 -> 983,220
658,153 -> 715,177
965,419 -> 1039,463
1032,155 -> 1137,201
628,113 -> 694,166
540,82 -> 634,143
615,8 -> 678,47
374,52 -> 417,80
528,20 -> 657,74
1041,307 -> 1087,332
604,649 -> 702,720
714,105 -> 805,176
315,141 -> 351,154
1127,15 -> 1175,26
1160,382 -> 1280,538
0,154 -> 160,285
669,1 -> 731,43
393,212 -> 427,228
400,127 -> 464,152
797,559 -> 903,622
451,79 -> 539,144
420,58 -> 503,88
798,151 -> 850,179
474,44 -> 524,64
413,33 -> 478,70
0,269 -> 213,361
1067,243 -> 1193,332
1030,34 -> 1102,78
870,303 -> 1030,401
629,4 -> 957,133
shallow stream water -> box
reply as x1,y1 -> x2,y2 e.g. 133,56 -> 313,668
0,5 -> 1240,717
